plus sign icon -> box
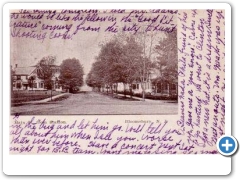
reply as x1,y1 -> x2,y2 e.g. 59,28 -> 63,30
217,135 -> 238,156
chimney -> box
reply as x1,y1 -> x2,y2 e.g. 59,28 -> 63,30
15,64 -> 18,68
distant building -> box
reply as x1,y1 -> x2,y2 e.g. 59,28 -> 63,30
12,64 -> 62,91
105,68 -> 178,96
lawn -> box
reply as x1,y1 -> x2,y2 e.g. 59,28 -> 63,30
11,91 -> 178,115
11,90 -> 61,104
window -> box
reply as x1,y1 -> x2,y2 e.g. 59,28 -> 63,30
132,84 -> 136,90
33,83 -> 37,88
172,84 -> 176,90
55,83 -> 59,89
16,82 -> 22,89
136,84 -> 139,89
165,83 -> 168,90
17,75 -> 21,80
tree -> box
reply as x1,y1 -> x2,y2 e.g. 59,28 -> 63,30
86,61 -> 105,91
154,29 -> 178,95
59,58 -> 84,93
98,38 -> 126,93
28,75 -> 36,90
87,38 -> 126,94
86,70 -> 95,89
36,55 -> 56,90
121,35 -> 143,97
133,30 -> 157,100
87,32 -> 156,99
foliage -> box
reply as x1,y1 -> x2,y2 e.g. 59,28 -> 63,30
87,35 -> 145,93
59,58 -> 84,93
87,30 -> 178,98
154,29 -> 178,84
28,75 -> 36,90
86,61 -> 105,89
87,38 -> 126,91
36,55 -> 56,90
121,35 -> 144,84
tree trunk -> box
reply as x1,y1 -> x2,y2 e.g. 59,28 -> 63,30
167,83 -> 171,96
110,85 -> 113,95
142,90 -> 145,101
168,83 -> 172,96
116,83 -> 118,93
123,83 -> 126,97
161,82 -> 163,94
130,84 -> 133,99
51,88 -> 53,101
141,82 -> 145,101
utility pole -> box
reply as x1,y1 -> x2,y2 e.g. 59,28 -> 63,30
51,80 -> 53,101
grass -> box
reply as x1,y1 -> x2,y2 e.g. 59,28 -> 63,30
11,90 -> 61,104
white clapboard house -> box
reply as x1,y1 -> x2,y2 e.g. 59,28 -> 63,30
104,68 -> 178,96
12,64 -> 62,91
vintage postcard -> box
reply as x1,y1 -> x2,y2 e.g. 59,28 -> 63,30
3,2 -> 231,175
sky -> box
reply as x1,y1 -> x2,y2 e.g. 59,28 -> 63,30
10,22 -> 111,75
10,9 -> 177,77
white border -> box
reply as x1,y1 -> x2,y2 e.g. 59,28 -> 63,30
3,3 -> 231,175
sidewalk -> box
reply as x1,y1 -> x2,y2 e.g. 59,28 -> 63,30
116,93 -> 173,103
36,93 -> 70,103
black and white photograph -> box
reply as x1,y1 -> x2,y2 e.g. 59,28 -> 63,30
10,9 -> 178,115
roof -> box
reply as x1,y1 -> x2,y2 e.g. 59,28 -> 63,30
31,64 -> 60,67
14,67 -> 36,75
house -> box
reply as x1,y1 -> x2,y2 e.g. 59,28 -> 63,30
104,68 -> 178,96
12,64 -> 62,91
